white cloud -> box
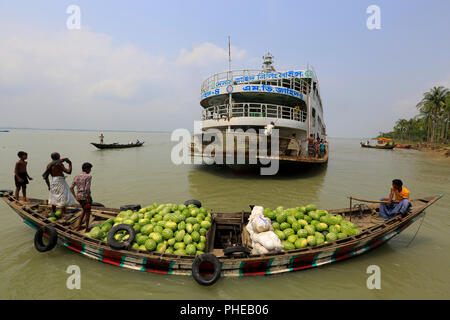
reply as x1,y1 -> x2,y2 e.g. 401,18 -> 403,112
176,42 -> 246,67
0,26 -> 249,131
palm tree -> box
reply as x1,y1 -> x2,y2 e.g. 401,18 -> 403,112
416,86 -> 449,143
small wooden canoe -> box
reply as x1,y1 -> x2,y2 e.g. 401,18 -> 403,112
361,142 -> 396,149
0,191 -> 441,285
91,142 -> 144,149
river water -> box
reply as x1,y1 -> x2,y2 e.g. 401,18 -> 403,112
0,129 -> 449,299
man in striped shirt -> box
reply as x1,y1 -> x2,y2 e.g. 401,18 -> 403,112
70,162 -> 93,231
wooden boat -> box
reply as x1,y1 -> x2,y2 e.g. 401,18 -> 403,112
395,144 -> 412,149
0,191 -> 441,285
91,142 -> 144,149
360,142 -> 396,149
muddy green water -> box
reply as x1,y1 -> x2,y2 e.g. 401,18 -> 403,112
0,130 -> 449,299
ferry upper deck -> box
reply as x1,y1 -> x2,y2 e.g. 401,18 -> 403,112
198,54 -> 325,137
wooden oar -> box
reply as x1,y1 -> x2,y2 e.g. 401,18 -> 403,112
347,196 -> 390,204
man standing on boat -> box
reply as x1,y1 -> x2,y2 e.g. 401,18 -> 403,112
70,162 -> 93,231
99,133 -> 104,144
285,133 -> 301,157
302,134 -> 316,158
379,179 -> 410,219
43,152 -> 77,218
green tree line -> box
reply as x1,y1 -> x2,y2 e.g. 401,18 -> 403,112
379,86 -> 450,144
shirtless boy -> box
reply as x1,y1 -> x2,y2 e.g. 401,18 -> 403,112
14,151 -> 33,201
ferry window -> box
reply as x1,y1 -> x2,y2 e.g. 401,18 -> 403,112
312,108 -> 316,118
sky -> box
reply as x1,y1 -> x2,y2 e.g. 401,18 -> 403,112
0,0 -> 449,137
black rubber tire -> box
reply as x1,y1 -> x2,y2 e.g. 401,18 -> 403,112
34,226 -> 58,252
0,189 -> 13,197
119,204 -> 141,211
184,200 -> 202,208
91,202 -> 105,208
223,246 -> 251,257
107,224 -> 136,250
192,253 -> 221,286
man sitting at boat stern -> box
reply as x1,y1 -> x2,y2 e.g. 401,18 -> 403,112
379,179 -> 410,220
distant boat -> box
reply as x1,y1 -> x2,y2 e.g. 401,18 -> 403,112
0,130 -> 9,132
360,142 -> 396,149
361,137 -> 396,149
395,144 -> 412,149
91,142 -> 144,150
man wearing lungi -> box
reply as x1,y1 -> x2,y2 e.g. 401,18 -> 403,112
379,179 -> 411,220
43,152 -> 77,218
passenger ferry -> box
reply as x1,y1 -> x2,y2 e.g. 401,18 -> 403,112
191,53 -> 328,170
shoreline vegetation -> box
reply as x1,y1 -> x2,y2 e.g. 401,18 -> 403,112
378,86 -> 450,159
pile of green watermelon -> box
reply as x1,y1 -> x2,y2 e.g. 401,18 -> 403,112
86,203 -> 212,255
263,204 -> 361,251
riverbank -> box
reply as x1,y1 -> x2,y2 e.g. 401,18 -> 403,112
395,140 -> 450,159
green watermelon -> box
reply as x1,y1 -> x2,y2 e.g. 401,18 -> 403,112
185,244 -> 196,255
316,222 -> 328,232
287,234 -> 298,244
280,222 -> 290,230
295,238 -> 308,249
304,225 -> 316,235
161,228 -> 173,240
306,235 -> 316,246
144,239 -> 157,251
149,232 -> 163,243
282,241 -> 295,251
276,211 -> 288,223
174,242 -> 185,250
287,215 -> 297,225
297,229 -> 308,238
274,230 -> 285,240
326,232 -> 337,242
283,228 -> 295,238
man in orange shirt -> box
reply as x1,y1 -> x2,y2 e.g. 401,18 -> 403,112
379,179 -> 410,219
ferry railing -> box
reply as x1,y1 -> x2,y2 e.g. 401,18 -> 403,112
201,103 -> 307,123
200,69 -> 314,95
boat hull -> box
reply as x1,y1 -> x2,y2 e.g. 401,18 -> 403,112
1,193 -> 440,278
361,143 -> 396,149
91,142 -> 144,149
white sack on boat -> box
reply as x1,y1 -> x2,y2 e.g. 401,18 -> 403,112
252,214 -> 273,233
252,231 -> 283,252
251,242 -> 269,255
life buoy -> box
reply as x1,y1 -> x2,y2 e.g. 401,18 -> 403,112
184,200 -> 202,208
107,224 -> 136,250
192,253 -> 221,286
34,225 -> 58,252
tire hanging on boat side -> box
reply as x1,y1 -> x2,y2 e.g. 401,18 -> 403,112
192,253 -> 221,286
107,224 -> 136,250
34,225 -> 58,252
